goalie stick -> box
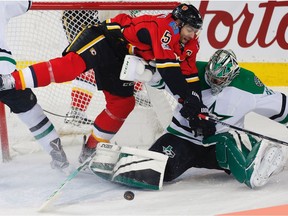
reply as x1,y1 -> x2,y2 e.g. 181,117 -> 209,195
38,137 -> 96,212
199,114 -> 288,146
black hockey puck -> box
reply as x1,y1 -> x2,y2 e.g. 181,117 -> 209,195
124,191 -> 134,200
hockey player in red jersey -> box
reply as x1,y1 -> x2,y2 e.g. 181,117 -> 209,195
0,4 -> 216,163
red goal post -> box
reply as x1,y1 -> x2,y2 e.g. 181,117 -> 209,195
2,1 -> 179,162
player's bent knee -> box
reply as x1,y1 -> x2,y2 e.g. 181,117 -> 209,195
106,95 -> 135,119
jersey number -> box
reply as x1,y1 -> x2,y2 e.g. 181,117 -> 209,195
161,30 -> 172,44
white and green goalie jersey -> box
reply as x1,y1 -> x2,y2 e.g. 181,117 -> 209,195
167,61 -> 288,146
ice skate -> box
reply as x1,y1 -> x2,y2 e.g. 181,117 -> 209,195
49,138 -> 69,170
78,135 -> 97,164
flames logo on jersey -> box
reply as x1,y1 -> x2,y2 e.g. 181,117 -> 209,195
175,49 -> 193,62
186,50 -> 193,56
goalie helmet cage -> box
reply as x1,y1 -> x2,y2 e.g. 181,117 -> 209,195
1,1 -> 179,161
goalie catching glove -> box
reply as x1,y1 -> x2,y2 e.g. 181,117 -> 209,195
179,92 -> 216,138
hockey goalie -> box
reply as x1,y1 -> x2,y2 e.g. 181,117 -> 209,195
84,49 -> 288,190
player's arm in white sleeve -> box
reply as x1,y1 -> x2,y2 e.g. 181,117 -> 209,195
253,89 -> 288,126
3,0 -> 31,19
235,69 -> 288,127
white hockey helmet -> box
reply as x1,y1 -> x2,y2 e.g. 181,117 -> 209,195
205,49 -> 240,95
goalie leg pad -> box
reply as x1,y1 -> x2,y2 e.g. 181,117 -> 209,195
112,147 -> 168,190
89,144 -> 168,190
215,133 -> 247,183
248,140 -> 287,188
214,132 -> 287,188
89,142 -> 121,180
214,132 -> 260,185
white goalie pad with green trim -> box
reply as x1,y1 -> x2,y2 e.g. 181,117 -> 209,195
205,132 -> 288,188
248,140 -> 288,188
88,143 -> 121,181
112,147 -> 168,190
89,143 -> 168,190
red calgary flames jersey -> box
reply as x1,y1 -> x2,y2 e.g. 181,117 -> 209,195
106,13 -> 200,99
109,13 -> 199,76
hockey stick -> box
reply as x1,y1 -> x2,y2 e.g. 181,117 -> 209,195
38,150 -> 96,212
198,114 -> 288,146
43,109 -> 94,125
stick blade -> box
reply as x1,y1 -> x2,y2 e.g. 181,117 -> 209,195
38,191 -> 62,212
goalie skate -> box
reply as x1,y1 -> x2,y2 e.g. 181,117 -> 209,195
64,107 -> 93,126
249,141 -> 286,188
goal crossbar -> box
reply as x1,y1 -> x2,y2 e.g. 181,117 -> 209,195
31,1 -> 180,10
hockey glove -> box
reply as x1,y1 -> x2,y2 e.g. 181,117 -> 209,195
0,74 -> 15,91
120,55 -> 156,82
198,118 -> 216,139
189,105 -> 216,138
179,91 -> 202,120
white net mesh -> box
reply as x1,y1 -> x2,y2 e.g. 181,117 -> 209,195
5,2 -> 178,155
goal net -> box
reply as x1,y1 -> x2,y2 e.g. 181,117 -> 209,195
2,1 -> 179,160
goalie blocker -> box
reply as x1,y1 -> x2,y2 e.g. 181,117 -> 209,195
89,143 -> 168,190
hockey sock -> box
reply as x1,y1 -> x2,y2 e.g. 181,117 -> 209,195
85,110 -> 121,149
85,132 -> 110,149
86,91 -> 135,149
12,52 -> 86,90
16,103 -> 59,153
95,91 -> 135,132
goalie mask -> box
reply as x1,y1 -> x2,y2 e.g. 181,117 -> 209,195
172,4 -> 203,37
205,49 -> 240,95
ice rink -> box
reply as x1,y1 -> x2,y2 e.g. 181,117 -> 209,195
0,88 -> 288,215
